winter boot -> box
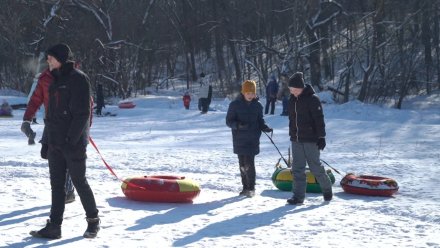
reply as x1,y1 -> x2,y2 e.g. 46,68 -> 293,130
83,217 -> 100,238
65,190 -> 76,204
244,190 -> 255,198
287,197 -> 304,205
30,219 -> 61,239
323,191 -> 333,202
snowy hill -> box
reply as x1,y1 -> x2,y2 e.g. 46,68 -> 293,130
0,91 -> 439,248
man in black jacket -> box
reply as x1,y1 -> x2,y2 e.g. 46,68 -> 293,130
286,72 -> 333,205
30,43 -> 100,239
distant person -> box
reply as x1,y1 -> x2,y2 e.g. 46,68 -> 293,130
95,84 -> 105,116
30,43 -> 100,239
0,99 -> 12,116
183,91 -> 191,110
199,83 -> 212,114
226,80 -> 273,197
286,72 -> 332,205
21,67 -> 76,202
277,74 -> 290,116
265,75 -> 279,115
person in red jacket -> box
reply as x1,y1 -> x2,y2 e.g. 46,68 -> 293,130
21,68 -> 76,204
183,91 -> 191,109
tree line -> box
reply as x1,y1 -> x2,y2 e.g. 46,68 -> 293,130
0,0 -> 438,108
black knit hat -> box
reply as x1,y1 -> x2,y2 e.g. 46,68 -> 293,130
46,43 -> 71,64
288,72 -> 305,88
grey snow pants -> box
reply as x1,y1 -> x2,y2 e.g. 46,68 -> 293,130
291,141 -> 332,200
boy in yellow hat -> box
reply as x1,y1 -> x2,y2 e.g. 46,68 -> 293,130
226,80 -> 273,197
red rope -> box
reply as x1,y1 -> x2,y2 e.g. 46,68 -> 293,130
88,136 -> 145,190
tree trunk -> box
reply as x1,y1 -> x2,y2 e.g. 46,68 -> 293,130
421,1 -> 432,94
358,0 -> 383,102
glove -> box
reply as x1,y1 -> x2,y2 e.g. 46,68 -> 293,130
21,121 -> 33,137
21,121 -> 36,145
262,127 -> 273,133
237,122 -> 249,130
40,143 -> 48,159
28,131 -> 36,145
317,137 -> 326,150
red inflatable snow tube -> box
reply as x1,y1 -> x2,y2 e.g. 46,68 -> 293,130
121,175 -> 201,203
340,173 -> 399,197
118,101 -> 136,109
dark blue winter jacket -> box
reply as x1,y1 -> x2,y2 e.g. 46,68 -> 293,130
266,79 -> 279,99
226,94 -> 269,155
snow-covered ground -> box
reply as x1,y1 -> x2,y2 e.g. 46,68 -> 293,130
0,90 -> 439,248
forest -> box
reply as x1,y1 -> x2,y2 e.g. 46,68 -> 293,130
0,0 -> 439,108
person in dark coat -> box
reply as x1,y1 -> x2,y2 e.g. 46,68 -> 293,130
264,75 -> 279,115
277,74 -> 290,116
286,72 -> 332,205
21,68 -> 77,203
30,43 -> 100,239
199,83 -> 212,114
95,84 -> 105,116
226,80 -> 273,197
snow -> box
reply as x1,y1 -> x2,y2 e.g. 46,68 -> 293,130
0,90 -> 439,248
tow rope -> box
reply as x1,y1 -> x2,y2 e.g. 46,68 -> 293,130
263,132 -> 343,175
320,158 -> 343,175
88,136 -> 145,189
263,131 -> 290,167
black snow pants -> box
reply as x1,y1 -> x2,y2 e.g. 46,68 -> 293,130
48,144 -> 98,225
238,154 -> 256,191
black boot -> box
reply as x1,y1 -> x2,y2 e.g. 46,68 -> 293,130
244,190 -> 255,197
239,189 -> 248,196
83,217 -> 100,238
323,191 -> 333,201
287,197 -> 304,205
30,220 -> 61,239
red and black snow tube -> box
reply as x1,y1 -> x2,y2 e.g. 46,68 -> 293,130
340,173 -> 399,197
121,175 -> 201,203
118,101 -> 136,109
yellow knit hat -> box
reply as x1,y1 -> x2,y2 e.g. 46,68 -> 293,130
241,80 -> 256,94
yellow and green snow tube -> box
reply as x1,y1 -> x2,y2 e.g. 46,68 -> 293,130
271,166 -> 335,193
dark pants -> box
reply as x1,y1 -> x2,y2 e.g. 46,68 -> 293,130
43,123 -> 74,195
48,144 -> 98,225
238,155 -> 256,190
200,98 -> 209,113
281,96 -> 289,115
265,97 -> 276,115
96,107 -> 103,115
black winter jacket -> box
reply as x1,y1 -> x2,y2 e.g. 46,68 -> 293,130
46,62 -> 91,146
226,94 -> 269,155
288,84 -> 326,143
